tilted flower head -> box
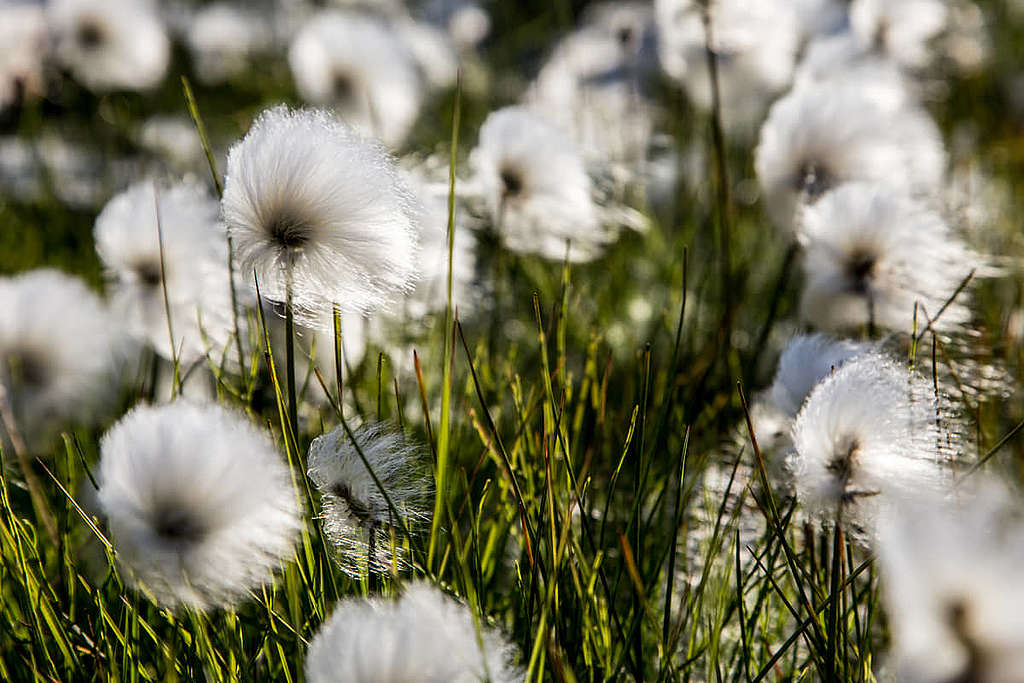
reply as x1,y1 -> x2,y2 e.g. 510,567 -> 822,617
879,483 -> 1024,683
222,106 -> 420,329
307,422 -> 431,576
655,0 -> 801,138
755,82 -> 946,232
798,182 -> 982,335
850,0 -> 948,71
288,10 -> 424,149
98,401 -> 302,609
789,353 -> 963,536
94,179 -> 243,365
0,269 -> 122,444
469,105 -> 636,263
421,0 -> 491,51
48,0 -> 170,92
305,582 -> 523,683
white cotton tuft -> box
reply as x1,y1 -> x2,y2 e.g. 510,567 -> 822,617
789,353 -> 964,537
305,582 -> 523,683
221,105 -> 421,329
97,401 -> 302,610
469,106 -> 641,263
48,0 -> 170,92
879,481 -> 1024,683
767,334 -> 874,419
655,0 -> 801,139
0,269 -> 123,445
849,0 -> 948,71
755,82 -> 946,233
288,10 -> 424,149
798,182 -> 983,335
186,3 -> 272,85
0,3 -> 47,112
307,421 -> 431,576
94,179 -> 243,366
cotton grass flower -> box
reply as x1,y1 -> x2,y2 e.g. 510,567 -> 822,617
94,180 -> 242,366
469,105 -> 638,263
305,582 -> 522,683
288,11 -> 424,149
849,0 -> 948,71
755,82 -> 946,232
307,422 -> 430,576
788,353 -> 962,536
48,0 -> 170,92
879,483 -> 1024,683
655,0 -> 801,138
0,269 -> 122,445
221,106 -> 420,329
186,3 -> 272,85
98,401 -> 302,610
798,182 -> 981,335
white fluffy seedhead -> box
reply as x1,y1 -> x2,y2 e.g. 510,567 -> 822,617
879,482 -> 1024,682
768,334 -> 874,419
850,0 -> 948,71
94,179 -> 243,366
305,582 -> 522,683
0,269 -> 122,445
48,0 -> 170,92
288,10 -> 424,149
755,82 -> 946,232
798,182 -> 982,335
655,0 -> 801,138
469,106 -> 636,263
0,4 -> 47,112
789,353 -> 964,537
186,3 -> 272,85
222,106 -> 421,329
307,422 -> 431,576
98,401 -> 302,610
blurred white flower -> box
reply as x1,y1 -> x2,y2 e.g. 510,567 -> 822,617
0,269 -> 122,444
98,401 -> 302,609
421,0 -> 490,51
793,32 -> 917,113
49,0 -> 170,92
221,106 -> 420,329
791,0 -> 847,41
755,82 -> 946,232
798,182 -> 981,335
288,10 -> 424,148
186,3 -> 272,85
880,482 -> 1024,682
0,3 -> 47,113
305,581 -> 522,683
307,422 -> 430,576
849,0 -> 947,71
394,18 -> 458,91
138,116 -> 204,171
94,179 -> 243,366
655,0 -> 801,138
789,353 -> 962,535
526,13 -> 655,165
470,106 -> 643,262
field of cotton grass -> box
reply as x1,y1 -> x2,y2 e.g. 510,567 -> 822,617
2,0 -> 1024,681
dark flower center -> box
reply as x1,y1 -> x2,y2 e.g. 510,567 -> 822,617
267,213 -> 313,253
153,507 -> 205,543
499,166 -> 524,198
332,71 -> 355,103
846,250 -> 877,293
77,19 -> 105,50
826,436 -> 858,487
134,261 -> 163,288
946,600 -> 984,683
617,26 -> 635,48
796,162 -> 833,200
5,348 -> 48,389
331,482 -> 376,527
